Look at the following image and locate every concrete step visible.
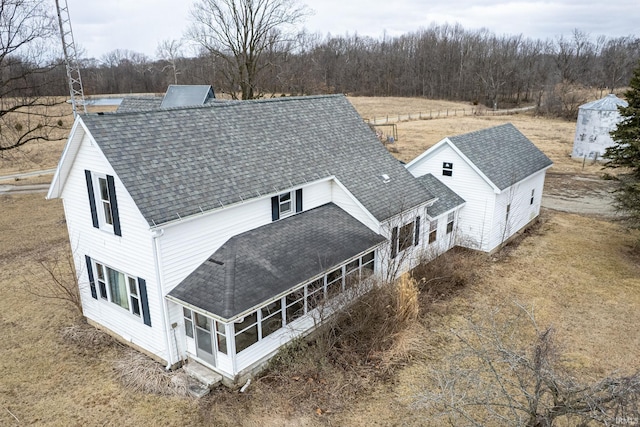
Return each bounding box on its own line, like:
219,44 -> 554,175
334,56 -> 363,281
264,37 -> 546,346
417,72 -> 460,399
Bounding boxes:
183,360 -> 223,397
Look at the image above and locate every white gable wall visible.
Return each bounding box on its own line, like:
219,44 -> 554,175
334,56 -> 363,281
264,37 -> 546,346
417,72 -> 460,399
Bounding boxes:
59,131 -> 168,361
407,143 -> 497,251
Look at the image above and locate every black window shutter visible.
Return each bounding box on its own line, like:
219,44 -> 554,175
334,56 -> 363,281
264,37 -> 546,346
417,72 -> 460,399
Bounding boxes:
84,170 -> 99,229
271,196 -> 279,221
85,255 -> 97,299
295,188 -> 303,213
391,226 -> 398,259
138,278 -> 152,327
414,216 -> 421,246
106,175 -> 121,236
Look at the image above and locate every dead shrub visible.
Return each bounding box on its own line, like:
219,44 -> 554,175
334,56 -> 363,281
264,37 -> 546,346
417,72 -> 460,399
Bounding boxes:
114,348 -> 191,397
411,248 -> 483,311
60,319 -> 117,356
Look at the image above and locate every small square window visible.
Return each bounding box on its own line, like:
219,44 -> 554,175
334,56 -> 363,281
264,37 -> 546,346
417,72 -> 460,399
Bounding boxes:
442,162 -> 453,177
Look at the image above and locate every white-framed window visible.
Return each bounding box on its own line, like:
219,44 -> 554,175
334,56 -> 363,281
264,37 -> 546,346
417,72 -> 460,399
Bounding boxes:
278,191 -> 293,217
446,212 -> 455,234
442,162 -> 453,176
530,189 -> 535,205
85,170 -> 121,236
429,219 -> 438,244
506,203 -> 511,221
97,176 -> 114,227
93,261 -> 141,318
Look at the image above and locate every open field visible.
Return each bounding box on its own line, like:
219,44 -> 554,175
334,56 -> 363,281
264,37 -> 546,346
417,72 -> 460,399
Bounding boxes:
1,95 -> 637,425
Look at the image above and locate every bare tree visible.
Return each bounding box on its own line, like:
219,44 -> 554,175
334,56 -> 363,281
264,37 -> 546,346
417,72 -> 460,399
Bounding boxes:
414,305 -> 640,426
187,0 -> 309,99
0,0 -> 66,152
156,39 -> 184,85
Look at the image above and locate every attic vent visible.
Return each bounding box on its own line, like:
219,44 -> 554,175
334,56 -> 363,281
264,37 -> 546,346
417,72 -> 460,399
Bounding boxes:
381,174 -> 391,183
207,258 -> 224,266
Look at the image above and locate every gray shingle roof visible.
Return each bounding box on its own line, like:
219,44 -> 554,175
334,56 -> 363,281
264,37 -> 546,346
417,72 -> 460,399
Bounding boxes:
417,174 -> 465,217
83,95 -> 434,225
116,96 -> 163,112
448,123 -> 553,190
168,203 -> 386,319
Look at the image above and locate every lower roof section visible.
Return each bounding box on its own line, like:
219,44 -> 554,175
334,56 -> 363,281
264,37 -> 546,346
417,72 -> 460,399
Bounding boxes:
168,203 -> 386,320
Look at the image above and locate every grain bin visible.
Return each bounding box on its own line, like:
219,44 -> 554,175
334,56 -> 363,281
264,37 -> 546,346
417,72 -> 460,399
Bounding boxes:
571,94 -> 628,161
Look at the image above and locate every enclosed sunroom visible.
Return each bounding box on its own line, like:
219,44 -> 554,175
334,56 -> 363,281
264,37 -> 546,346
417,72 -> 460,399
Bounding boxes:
167,203 -> 385,383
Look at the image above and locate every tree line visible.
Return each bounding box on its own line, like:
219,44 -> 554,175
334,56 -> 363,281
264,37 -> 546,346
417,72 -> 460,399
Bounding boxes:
14,25 -> 637,115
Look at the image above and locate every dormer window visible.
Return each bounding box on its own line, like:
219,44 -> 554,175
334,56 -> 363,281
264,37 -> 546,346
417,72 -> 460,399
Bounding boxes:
442,162 -> 453,176
271,188 -> 303,221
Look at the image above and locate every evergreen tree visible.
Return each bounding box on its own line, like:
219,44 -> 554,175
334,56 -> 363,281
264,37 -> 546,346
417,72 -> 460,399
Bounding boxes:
603,61 -> 640,228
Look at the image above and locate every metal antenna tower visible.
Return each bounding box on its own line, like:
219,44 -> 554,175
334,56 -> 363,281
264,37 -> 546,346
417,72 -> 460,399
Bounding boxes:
55,0 -> 87,117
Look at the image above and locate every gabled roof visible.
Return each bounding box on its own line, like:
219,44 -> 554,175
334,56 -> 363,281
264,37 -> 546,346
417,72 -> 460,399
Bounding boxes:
79,95 -> 434,226
580,93 -> 627,111
167,203 -> 386,320
417,174 -> 465,217
446,123 -> 552,190
408,123 -> 552,191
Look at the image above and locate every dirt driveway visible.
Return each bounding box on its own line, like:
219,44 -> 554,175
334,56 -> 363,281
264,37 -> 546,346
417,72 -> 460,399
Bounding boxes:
542,172 -> 618,218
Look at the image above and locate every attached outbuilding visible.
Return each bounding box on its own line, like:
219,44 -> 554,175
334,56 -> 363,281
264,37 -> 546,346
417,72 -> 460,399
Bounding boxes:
571,94 -> 627,161
406,123 -> 553,253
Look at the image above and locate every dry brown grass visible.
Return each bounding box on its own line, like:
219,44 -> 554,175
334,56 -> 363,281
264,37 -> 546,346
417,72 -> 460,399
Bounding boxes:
347,96 -> 473,121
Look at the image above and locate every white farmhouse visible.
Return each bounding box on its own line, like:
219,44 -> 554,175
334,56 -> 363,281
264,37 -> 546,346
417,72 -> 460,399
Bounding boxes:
406,123 -> 553,253
47,89 -> 549,388
571,93 -> 628,161
47,93 -> 469,386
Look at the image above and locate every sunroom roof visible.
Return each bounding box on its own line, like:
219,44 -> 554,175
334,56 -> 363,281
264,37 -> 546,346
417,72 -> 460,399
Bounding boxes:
167,203 -> 386,320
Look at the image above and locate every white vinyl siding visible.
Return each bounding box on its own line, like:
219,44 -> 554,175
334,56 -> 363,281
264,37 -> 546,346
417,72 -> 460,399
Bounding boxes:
407,143 -> 496,252
60,131 -> 166,360
159,179 -> 334,294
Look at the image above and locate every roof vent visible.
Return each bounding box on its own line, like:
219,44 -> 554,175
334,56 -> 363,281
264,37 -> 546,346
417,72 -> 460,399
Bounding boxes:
381,174 -> 391,183
207,257 -> 224,266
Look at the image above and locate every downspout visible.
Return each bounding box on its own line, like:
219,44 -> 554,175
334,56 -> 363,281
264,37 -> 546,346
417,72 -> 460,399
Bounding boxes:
151,228 -> 174,370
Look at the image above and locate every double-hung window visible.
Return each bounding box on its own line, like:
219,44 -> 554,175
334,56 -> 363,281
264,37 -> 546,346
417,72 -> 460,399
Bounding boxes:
391,217 -> 421,258
429,219 -> 438,244
85,170 -> 121,236
442,162 -> 453,177
85,255 -> 151,326
446,212 -> 455,234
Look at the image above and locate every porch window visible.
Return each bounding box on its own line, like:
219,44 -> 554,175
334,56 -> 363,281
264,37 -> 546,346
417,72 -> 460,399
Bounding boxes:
183,307 -> 194,338
215,321 -> 227,354
285,288 -> 305,323
306,278 -> 324,312
234,312 -> 258,353
261,301 -> 283,339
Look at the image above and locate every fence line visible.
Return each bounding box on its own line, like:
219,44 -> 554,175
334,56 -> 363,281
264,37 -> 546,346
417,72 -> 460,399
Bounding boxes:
366,105 -> 535,125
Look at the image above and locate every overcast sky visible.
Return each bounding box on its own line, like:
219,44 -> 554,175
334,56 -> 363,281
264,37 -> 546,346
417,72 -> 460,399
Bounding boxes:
65,0 -> 639,59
